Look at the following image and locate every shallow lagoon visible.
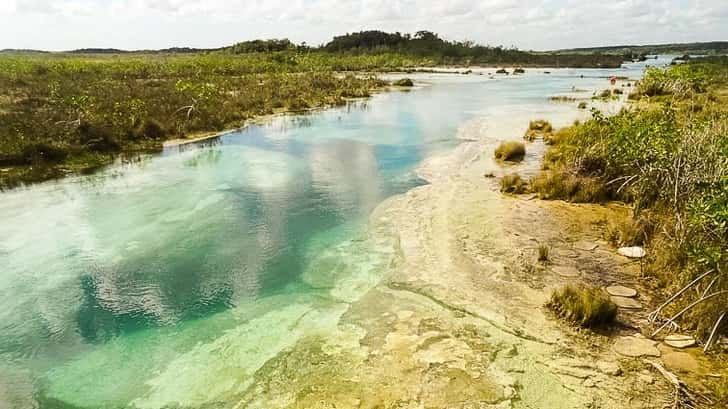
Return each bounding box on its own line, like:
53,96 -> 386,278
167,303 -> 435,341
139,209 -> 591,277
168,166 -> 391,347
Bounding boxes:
0,59 -> 670,408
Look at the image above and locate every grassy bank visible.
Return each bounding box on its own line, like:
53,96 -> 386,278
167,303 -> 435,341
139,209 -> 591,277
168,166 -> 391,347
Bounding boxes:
531,57 -> 728,348
0,53 -> 401,189
0,30 -> 629,189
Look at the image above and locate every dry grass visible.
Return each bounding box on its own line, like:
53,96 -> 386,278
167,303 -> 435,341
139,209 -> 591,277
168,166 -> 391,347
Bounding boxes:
500,173 -> 528,194
531,170 -> 609,203
529,119 -> 553,133
494,141 -> 526,162
547,284 -> 617,328
605,216 -> 646,247
538,244 -> 550,262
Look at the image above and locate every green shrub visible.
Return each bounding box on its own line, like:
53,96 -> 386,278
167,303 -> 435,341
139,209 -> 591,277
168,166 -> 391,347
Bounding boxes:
598,89 -> 612,98
500,173 -> 528,194
547,284 -> 617,328
613,88 -> 623,95
135,119 -> 167,140
393,78 -> 414,87
494,141 -> 526,162
578,102 -> 588,109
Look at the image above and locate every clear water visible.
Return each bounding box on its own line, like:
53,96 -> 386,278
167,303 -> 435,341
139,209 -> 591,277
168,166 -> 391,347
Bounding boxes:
0,58 -> 669,408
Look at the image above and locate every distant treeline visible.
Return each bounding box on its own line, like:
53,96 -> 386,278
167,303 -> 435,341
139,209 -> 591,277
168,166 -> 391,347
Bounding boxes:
2,30 -> 625,68
228,31 -> 624,68
557,41 -> 728,56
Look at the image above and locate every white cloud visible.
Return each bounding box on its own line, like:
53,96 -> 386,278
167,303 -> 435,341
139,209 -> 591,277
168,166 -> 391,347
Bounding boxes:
0,0 -> 726,50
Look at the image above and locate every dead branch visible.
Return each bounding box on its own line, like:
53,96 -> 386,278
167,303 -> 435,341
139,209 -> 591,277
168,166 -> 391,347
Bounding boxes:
648,270 -> 715,324
651,290 -> 728,337
704,311 -> 726,353
644,360 -> 703,409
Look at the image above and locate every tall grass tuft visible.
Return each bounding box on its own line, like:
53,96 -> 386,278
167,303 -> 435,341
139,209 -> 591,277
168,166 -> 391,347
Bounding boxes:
494,141 -> 526,162
547,284 -> 617,328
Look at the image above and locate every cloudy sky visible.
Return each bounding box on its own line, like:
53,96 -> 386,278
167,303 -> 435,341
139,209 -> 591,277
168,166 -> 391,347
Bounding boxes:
1,0 -> 726,51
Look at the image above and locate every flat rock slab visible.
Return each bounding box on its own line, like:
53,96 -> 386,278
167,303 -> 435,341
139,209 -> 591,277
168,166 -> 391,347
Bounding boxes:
662,352 -> 699,373
606,285 -> 638,298
574,241 -> 599,251
552,266 -> 580,278
664,334 -> 696,349
618,246 -> 646,258
613,336 -> 661,357
611,296 -> 642,309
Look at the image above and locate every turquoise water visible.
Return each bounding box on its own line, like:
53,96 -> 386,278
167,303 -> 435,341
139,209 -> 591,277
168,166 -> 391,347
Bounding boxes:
0,59 -> 668,408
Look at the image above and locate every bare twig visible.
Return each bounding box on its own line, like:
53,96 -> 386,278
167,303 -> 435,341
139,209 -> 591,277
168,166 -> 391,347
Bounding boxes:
652,290 -> 728,337
704,311 -> 726,353
648,270 -> 715,323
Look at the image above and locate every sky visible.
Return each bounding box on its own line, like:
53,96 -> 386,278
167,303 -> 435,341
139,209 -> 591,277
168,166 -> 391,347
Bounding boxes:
0,0 -> 727,51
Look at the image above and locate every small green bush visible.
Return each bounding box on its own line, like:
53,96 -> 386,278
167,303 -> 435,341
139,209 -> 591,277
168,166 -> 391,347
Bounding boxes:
547,284 -> 617,328
500,173 -> 528,194
613,88 -> 623,95
598,89 -> 612,98
577,101 -> 588,109
494,141 -> 526,162
135,119 -> 167,140
393,78 -> 414,87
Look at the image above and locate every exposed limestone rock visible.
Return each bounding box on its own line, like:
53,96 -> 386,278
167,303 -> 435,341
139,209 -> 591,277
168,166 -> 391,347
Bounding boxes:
606,285 -> 637,298
552,265 -> 580,278
574,241 -> 599,251
662,352 -> 699,374
597,361 -> 622,376
664,334 -> 696,349
613,336 -> 660,357
617,246 -> 646,258
610,296 -> 642,310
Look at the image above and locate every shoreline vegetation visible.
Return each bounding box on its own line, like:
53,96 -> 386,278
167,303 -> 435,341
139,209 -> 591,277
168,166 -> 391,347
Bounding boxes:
0,30 -> 630,190
498,56 -> 728,405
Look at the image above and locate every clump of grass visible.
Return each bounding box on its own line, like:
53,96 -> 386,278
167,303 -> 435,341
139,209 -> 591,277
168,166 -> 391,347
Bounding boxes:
523,129 -> 539,142
577,101 -> 588,109
605,216 -> 648,247
547,284 -> 617,328
500,173 -> 528,194
549,96 -> 577,102
531,170 -> 609,203
393,78 -> 414,87
598,89 -> 612,98
538,244 -> 550,262
494,141 -> 526,162
613,88 -> 623,95
529,119 -> 553,133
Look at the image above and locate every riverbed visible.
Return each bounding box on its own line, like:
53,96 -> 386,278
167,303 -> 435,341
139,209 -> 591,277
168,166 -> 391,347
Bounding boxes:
0,58 -> 672,408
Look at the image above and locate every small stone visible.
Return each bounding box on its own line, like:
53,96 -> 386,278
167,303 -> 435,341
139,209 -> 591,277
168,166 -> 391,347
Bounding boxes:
553,265 -> 580,277
662,352 -> 699,374
618,246 -> 646,258
611,296 -> 643,310
664,334 -> 696,349
606,285 -> 638,298
613,336 -> 661,357
583,378 -> 596,388
638,374 -> 655,385
597,361 -> 622,376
